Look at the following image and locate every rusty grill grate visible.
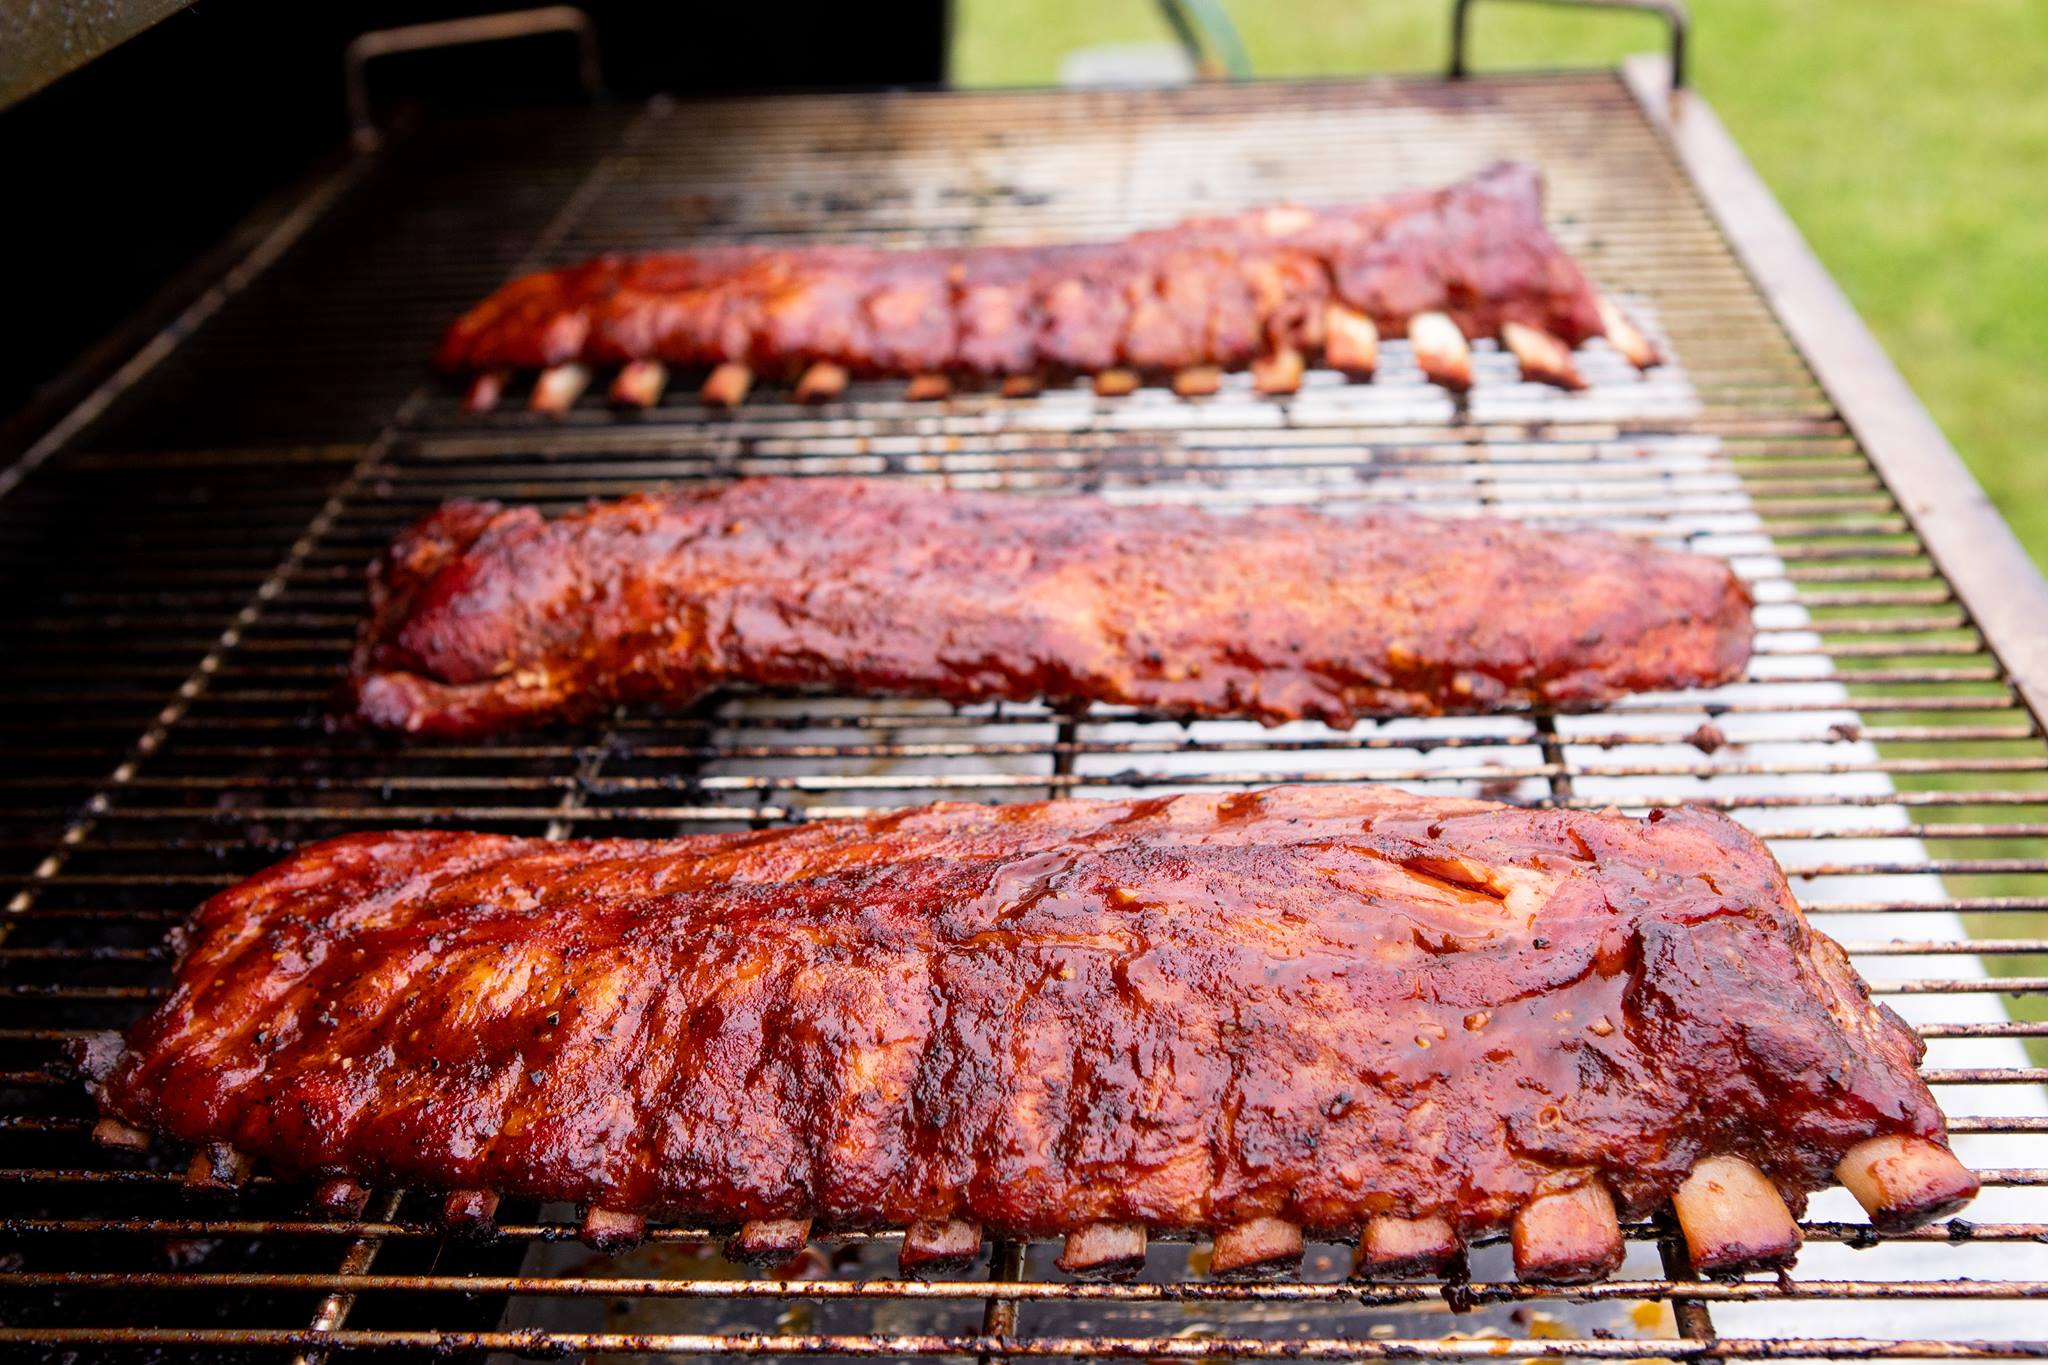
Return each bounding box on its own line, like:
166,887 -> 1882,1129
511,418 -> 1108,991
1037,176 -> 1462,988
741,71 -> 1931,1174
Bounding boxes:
1,70 -> 2044,1360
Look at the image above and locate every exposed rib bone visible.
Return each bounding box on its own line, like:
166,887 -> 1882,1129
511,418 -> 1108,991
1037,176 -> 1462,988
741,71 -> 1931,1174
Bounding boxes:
1597,294 -> 1659,368
1511,1181 -> 1624,1284
1209,1216 -> 1304,1280
999,373 -> 1044,398
796,361 -> 850,404
582,1206 -> 648,1253
529,363 -> 591,414
1094,368 -> 1140,397
898,1218 -> 983,1277
1172,365 -> 1223,397
904,373 -> 953,402
700,362 -> 754,408
1835,1135 -> 1980,1232
91,1117 -> 151,1152
1352,1214 -> 1464,1280
1501,321 -> 1586,390
1323,303 -> 1379,376
1056,1221 -> 1147,1279
1256,205 -> 1318,236
1251,345 -> 1305,395
442,1188 -> 500,1238
1671,1156 -> 1802,1276
609,359 -> 669,408
182,1142 -> 252,1194
309,1177 -> 372,1219
1409,312 -> 1473,392
463,371 -> 507,413
726,1217 -> 811,1265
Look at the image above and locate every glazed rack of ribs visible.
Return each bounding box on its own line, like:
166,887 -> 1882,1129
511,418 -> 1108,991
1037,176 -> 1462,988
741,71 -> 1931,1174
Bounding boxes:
79,785 -> 1980,1288
437,161 -> 1663,413
348,477 -> 1754,737
2,58 -> 2047,1365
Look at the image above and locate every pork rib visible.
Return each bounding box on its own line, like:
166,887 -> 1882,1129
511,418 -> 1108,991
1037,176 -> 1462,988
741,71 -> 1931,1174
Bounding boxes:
436,162 -> 1659,409
347,477 -> 1753,737
78,785 -> 1973,1283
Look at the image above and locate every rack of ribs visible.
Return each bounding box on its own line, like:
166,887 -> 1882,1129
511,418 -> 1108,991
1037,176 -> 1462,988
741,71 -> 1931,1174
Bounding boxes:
347,477 -> 1753,737
436,161 -> 1661,412
78,784 -> 1975,1284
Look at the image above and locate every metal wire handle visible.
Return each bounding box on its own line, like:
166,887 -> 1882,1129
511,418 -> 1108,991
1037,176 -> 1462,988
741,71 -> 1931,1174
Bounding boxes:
1450,0 -> 1689,89
344,5 -> 604,150
1156,0 -> 1254,79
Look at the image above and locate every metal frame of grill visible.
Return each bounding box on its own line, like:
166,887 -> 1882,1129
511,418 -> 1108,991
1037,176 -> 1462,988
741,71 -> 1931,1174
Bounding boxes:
1,48 -> 2044,1362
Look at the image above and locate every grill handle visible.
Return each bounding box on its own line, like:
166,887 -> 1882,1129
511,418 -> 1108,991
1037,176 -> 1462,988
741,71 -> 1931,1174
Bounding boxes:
1156,0 -> 1253,79
1450,0 -> 1689,90
344,5 -> 604,150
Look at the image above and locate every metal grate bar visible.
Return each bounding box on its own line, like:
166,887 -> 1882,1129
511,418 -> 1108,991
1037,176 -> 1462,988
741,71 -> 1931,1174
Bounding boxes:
0,1327 -> 2044,1358
0,1272 -> 2042,1304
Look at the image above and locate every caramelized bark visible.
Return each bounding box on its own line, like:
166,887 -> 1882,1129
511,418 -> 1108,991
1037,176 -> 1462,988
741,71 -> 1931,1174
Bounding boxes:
347,477 -> 1752,737
80,785 -> 1960,1262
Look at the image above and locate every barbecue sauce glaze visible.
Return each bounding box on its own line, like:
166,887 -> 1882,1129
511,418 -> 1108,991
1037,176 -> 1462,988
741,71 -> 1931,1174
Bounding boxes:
86,785 -> 1943,1238
350,477 -> 1752,736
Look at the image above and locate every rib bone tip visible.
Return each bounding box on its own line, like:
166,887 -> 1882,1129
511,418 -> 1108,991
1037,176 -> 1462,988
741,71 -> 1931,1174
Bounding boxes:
999,373 -> 1044,399
1409,312 -> 1473,393
904,373 -> 953,402
91,1117 -> 152,1153
1056,1221 -> 1148,1280
1501,321 -> 1586,391
1596,295 -> 1660,369
442,1188 -> 501,1238
609,359 -> 669,409
182,1142 -> 252,1194
1171,365 -> 1223,398
1352,1214 -> 1464,1281
795,361 -> 850,404
726,1217 -> 812,1266
1672,1155 -> 1802,1277
309,1176 -> 372,1219
1322,302 -> 1380,377
1251,346 -> 1305,396
1835,1135 -> 1979,1233
898,1217 -> 984,1277
582,1206 -> 648,1254
1093,368 -> 1141,398
529,363 -> 592,414
1511,1181 -> 1624,1285
700,361 -> 754,408
463,371 -> 507,413
1209,1215 -> 1304,1281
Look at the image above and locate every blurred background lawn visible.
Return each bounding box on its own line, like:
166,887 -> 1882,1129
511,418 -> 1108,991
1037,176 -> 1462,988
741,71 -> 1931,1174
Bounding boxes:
954,1 -> 2048,1058
953,0 -> 2048,567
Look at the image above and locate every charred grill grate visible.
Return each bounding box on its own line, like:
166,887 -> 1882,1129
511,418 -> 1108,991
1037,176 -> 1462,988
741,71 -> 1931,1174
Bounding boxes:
1,70 -> 2044,1360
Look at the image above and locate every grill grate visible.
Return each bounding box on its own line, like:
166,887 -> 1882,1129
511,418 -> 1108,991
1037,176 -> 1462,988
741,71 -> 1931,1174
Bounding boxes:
1,71 -> 2043,1360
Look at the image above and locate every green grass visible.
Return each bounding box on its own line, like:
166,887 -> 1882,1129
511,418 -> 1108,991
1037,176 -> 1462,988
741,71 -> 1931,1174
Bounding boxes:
952,0 -> 2048,566
953,4 -> 2048,1061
